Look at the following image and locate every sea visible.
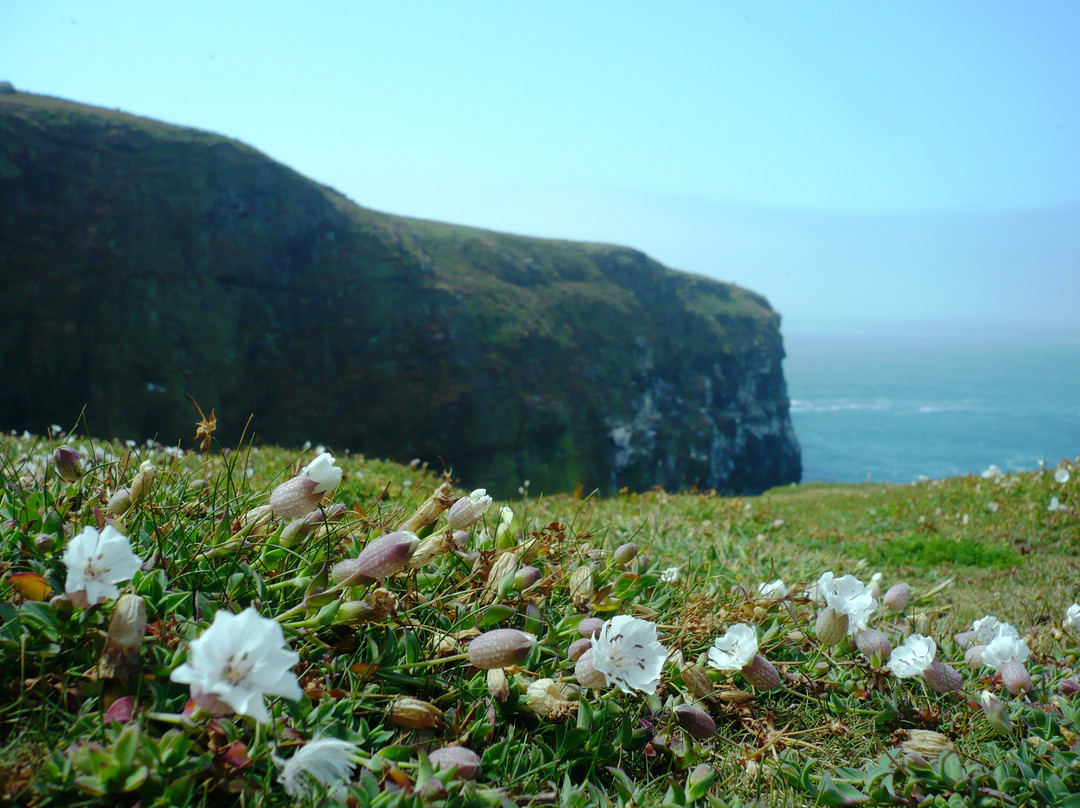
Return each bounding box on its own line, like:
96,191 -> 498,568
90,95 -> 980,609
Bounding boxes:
782,323 -> 1080,484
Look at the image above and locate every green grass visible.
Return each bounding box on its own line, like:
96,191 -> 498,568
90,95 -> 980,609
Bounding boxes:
0,429 -> 1077,807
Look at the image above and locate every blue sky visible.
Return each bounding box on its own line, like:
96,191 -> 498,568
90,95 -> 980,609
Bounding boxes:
4,1 -> 1079,329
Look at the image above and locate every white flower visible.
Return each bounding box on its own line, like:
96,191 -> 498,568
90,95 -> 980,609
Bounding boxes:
707,624 -> 758,671
1049,496 -> 1068,513
170,607 -> 302,723
981,634 -> 1030,671
302,452 -> 342,494
62,525 -> 143,608
981,464 -> 1004,480
589,615 -> 667,694
887,634 -> 937,679
446,488 -> 493,531
277,737 -> 359,798
757,579 -> 788,599
1065,604 -> 1080,633
819,573 -> 877,633
1055,468 -> 1071,485
971,616 -> 1018,646
659,567 -> 680,584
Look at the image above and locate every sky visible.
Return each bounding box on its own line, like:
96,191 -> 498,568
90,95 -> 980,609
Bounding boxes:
3,1 -> 1080,330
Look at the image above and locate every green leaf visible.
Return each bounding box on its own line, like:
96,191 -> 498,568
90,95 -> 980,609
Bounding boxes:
112,722 -> 140,770
815,773 -> 869,806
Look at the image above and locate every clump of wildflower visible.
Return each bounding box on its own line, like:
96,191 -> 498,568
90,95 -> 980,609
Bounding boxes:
589,615 -> 667,694
62,525 -> 144,609
269,453 -> 342,518
169,607 -> 302,723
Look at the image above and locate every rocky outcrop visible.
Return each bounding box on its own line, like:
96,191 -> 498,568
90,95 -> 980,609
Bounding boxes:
0,92 -> 801,496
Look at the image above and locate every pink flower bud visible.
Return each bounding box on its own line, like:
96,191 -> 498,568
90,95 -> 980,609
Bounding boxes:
923,661 -> 963,695
815,607 -> 849,646
428,746 -> 482,780
514,565 -> 542,591
578,617 -> 605,638
964,644 -> 987,669
269,476 -> 321,519
741,655 -> 782,690
352,531 -> 420,580
567,637 -> 592,662
1001,659 -> 1032,696
104,695 -> 137,724
446,490 -> 493,531
855,629 -> 892,661
467,629 -> 536,669
574,647 -> 608,689
54,445 -> 82,482
674,704 -> 716,739
884,582 -> 911,612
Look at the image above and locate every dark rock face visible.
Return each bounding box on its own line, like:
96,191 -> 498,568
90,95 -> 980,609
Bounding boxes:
0,92 -> 801,496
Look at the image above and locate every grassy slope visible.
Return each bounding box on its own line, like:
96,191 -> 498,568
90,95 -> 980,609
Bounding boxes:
2,431 -> 1077,806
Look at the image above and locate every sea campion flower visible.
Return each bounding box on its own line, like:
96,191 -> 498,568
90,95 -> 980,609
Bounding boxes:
1065,604 -> 1080,633
659,567 -> 680,584
821,573 -> 876,632
589,615 -> 667,694
707,624 -> 781,690
757,579 -> 788,599
269,453 -> 342,518
277,737 -> 359,798
170,607 -> 302,723
446,489 -> 493,531
981,634 -> 1032,694
62,525 -> 144,609
887,634 -> 936,679
1055,468 -> 1071,485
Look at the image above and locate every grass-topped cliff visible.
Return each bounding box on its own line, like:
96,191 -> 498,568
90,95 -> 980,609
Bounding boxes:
0,90 -> 800,497
1,431 -> 1077,806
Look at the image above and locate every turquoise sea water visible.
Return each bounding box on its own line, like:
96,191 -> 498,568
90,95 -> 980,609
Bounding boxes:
782,324 -> 1080,484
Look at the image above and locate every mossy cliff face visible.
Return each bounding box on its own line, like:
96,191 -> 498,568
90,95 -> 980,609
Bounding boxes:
0,92 -> 801,496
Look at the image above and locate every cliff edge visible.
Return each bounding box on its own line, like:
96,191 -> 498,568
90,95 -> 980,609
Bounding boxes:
0,91 -> 801,496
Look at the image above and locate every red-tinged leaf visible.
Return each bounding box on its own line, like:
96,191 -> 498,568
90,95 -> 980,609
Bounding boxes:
351,662 -> 378,681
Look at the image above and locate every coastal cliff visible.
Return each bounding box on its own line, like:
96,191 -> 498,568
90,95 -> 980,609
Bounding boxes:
0,91 -> 801,496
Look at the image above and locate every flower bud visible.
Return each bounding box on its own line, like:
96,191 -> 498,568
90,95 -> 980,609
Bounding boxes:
486,668 -> 510,702
389,697 -> 444,730
679,664 -> 716,701
567,637 -> 592,662
574,647 -> 608,689
980,690 -> 1012,736
428,746 -> 482,780
914,612 -> 931,636
104,695 -> 137,724
1060,678 -> 1080,696
923,661 -> 963,695
407,533 -> 453,569
352,531 -> 420,580
106,488 -> 133,518
397,481 -> 457,534
128,461 -> 157,508
674,704 -> 716,739
446,489 -> 493,531
1001,659 -> 1032,696
279,518 -> 312,547
868,572 -> 883,601
964,644 -> 987,669
97,594 -> 147,681
741,655 -> 782,691
54,445 -> 82,482
884,582 -> 911,612
334,600 -> 375,624
578,617 -> 605,638
467,629 -> 536,669
569,566 -> 594,610
613,542 -> 639,566
514,565 -> 542,591
855,629 -> 892,662
815,607 -> 849,646
269,476 -> 321,519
